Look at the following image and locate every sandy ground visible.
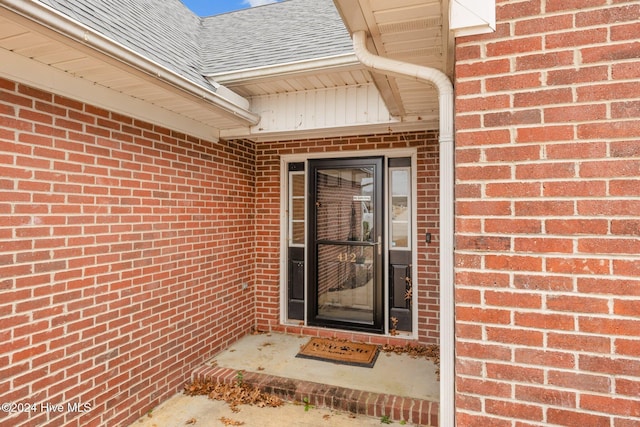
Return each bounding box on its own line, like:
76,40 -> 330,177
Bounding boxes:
130,393 -> 411,427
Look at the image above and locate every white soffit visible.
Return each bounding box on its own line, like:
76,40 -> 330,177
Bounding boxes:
450,0 -> 496,37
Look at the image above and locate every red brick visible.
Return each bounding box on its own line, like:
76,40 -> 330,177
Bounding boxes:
548,370 -> 611,393
546,257 -> 611,275
613,259 -> 640,277
486,255 -> 543,272
514,200 -> 574,216
581,394 -> 640,417
486,363 -> 544,384
515,312 -> 575,330
485,290 -> 542,309
546,142 -> 607,159
611,219 -> 640,236
576,4 -> 640,26
456,95 -> 511,114
547,295 -> 609,314
485,398 -> 543,421
544,104 -> 607,123
578,199 -> 640,217
579,317 -> 640,337
548,332 -> 611,353
457,200 -> 512,216
456,271 -> 510,288
485,74 -> 542,92
547,66 -> 609,86
549,28 -> 609,49
485,219 -> 542,234
456,129 -> 512,146
516,125 -> 574,143
516,51 -> 574,71
457,307 -> 511,324
617,378 -> 640,398
546,219 -> 608,235
515,15 -> 574,35
457,235 -> 511,251
497,0 -> 541,20
486,326 -> 543,346
578,83 -> 640,103
485,144 -> 540,162
546,0 -> 606,12
457,412 -> 511,427
456,165 -> 512,181
456,59 -> 511,78
514,349 -> 575,369
547,408 -> 610,427
578,278 -> 640,297
456,377 -> 512,397
579,237 -> 640,255
612,61 -> 640,79
514,237 -> 573,253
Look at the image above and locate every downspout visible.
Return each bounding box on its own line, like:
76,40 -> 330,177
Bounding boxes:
352,31 -> 456,426
1,0 -> 260,126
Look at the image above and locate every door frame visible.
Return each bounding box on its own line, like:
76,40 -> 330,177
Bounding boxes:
307,156 -> 385,333
279,148 -> 419,338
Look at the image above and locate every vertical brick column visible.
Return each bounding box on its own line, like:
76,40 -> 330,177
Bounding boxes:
454,0 -> 640,425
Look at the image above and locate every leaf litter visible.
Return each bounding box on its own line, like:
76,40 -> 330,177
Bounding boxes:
183,378 -> 283,414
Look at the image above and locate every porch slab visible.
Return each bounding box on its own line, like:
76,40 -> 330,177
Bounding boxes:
192,332 -> 439,426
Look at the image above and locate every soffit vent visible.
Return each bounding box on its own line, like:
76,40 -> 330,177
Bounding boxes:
378,17 -> 441,34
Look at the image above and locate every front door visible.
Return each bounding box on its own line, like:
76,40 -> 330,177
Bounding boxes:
307,157 -> 384,333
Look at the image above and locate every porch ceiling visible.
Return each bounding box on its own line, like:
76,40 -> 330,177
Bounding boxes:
217,0 -> 452,125
334,0 -> 452,119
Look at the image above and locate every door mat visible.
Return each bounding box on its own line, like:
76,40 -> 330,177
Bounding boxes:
296,338 -> 380,368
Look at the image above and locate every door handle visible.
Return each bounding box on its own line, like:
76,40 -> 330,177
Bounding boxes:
377,235 -> 381,255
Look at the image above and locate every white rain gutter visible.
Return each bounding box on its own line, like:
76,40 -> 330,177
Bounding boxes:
352,30 -> 456,427
1,0 -> 260,126
209,53 -> 360,85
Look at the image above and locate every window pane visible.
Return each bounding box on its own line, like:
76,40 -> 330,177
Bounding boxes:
292,222 -> 305,245
292,199 -> 305,221
391,222 -> 409,248
292,174 -> 305,197
391,170 -> 409,196
389,166 -> 410,249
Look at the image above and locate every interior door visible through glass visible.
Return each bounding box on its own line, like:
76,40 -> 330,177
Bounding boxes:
308,157 -> 383,333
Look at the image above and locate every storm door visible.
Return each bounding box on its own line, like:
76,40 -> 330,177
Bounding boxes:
307,157 -> 384,333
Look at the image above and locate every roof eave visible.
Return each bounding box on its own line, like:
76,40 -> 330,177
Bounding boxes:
1,0 -> 260,127
207,53 -> 360,85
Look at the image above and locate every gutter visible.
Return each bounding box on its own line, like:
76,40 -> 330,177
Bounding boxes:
208,53 -> 360,85
1,0 -> 260,126
352,30 -> 456,427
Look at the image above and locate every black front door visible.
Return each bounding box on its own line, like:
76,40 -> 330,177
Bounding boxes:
307,157 -> 384,333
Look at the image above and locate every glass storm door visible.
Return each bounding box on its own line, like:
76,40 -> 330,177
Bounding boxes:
307,157 -> 384,333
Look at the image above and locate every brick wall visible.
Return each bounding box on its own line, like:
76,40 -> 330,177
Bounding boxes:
254,131 -> 441,345
454,0 -> 640,425
0,78 -> 257,426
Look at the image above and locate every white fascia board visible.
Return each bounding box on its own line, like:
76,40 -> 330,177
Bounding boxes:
207,54 -> 360,85
1,48 -> 220,142
450,0 -> 496,37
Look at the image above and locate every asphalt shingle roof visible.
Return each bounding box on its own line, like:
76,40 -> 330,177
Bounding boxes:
40,0 -> 209,87
38,0 -> 352,87
200,0 -> 353,75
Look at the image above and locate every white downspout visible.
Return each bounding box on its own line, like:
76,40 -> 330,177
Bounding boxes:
352,31 -> 456,427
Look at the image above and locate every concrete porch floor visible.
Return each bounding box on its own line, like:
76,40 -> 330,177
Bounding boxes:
131,332 -> 440,426
193,332 -> 439,425
209,332 -> 439,401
